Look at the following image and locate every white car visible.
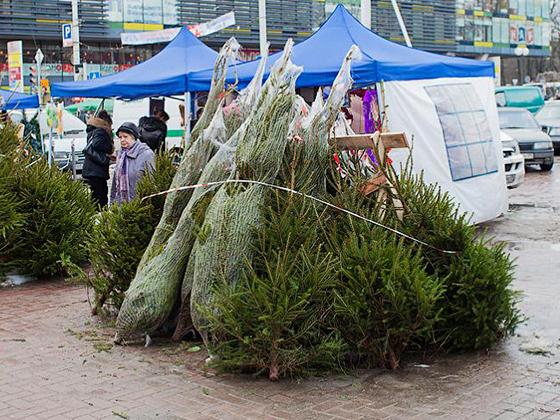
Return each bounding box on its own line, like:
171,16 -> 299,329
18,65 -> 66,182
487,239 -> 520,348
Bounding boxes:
501,131 -> 524,188
38,109 -> 88,173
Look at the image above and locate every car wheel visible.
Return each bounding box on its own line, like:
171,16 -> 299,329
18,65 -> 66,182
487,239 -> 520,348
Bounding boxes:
541,162 -> 554,171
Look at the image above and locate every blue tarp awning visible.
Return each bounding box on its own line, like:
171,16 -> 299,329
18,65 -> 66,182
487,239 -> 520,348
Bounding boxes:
190,5 -> 494,92
51,27 -> 219,100
0,89 -> 40,110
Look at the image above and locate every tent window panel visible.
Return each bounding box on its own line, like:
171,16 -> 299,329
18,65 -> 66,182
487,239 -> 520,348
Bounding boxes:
447,147 -> 473,181
439,114 -> 466,147
425,83 -> 499,182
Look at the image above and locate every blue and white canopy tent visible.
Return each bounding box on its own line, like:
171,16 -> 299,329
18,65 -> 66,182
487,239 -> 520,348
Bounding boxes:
189,4 -> 494,91
191,5 -> 505,223
0,89 -> 39,110
50,26 -> 222,138
51,27 -> 219,99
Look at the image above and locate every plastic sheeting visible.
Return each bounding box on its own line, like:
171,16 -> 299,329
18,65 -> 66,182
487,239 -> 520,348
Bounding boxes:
51,27 -> 219,99
189,5 -> 494,92
382,76 -> 508,224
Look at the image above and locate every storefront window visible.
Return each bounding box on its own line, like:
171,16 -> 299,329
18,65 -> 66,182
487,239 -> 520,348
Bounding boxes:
535,24 -> 543,46
497,0 -> 508,13
542,0 -> 550,18
534,0 -> 542,17
518,0 -> 526,16
543,22 -> 551,46
510,0 -> 519,14
457,16 -> 466,42
465,16 -> 475,41
502,19 -> 509,44
492,18 -> 502,44
475,16 -> 484,41
484,17 -> 492,42
526,0 -> 534,17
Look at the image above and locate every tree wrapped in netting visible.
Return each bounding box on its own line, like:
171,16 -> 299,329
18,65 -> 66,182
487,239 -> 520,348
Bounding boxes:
138,37 -> 240,270
114,38 -> 265,343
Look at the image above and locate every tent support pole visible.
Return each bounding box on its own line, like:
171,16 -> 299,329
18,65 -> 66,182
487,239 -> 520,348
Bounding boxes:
390,0 -> 412,48
183,91 -> 191,148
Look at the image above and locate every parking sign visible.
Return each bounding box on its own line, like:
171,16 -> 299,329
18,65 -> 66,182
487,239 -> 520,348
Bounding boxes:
62,24 -> 72,48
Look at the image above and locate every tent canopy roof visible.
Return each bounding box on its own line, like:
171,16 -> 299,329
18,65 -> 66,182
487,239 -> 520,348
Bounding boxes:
1,89 -> 40,110
190,5 -> 494,91
51,27 -> 218,100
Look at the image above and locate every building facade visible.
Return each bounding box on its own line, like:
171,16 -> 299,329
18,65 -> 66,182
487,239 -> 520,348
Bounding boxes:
0,0 -> 553,90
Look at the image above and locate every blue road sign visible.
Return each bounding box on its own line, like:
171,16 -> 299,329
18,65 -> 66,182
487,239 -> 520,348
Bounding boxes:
62,24 -> 72,47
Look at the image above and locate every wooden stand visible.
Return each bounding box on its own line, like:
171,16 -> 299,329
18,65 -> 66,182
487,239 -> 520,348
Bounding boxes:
331,131 -> 409,195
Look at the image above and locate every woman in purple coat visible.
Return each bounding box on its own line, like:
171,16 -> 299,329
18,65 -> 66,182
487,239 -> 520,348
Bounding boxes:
110,122 -> 155,205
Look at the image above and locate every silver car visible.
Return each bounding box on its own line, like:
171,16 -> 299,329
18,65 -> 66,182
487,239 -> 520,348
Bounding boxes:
498,108 -> 554,172
535,100 -> 560,155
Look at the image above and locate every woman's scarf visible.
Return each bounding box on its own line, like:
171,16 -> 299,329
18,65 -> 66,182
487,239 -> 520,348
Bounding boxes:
115,147 -> 131,203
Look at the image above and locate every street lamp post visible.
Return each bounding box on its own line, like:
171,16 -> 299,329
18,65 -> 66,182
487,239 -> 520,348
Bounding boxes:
515,46 -> 530,85
258,0 -> 267,58
361,0 -> 371,29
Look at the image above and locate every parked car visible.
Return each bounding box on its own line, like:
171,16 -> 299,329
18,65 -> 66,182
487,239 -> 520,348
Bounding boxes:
498,107 -> 554,171
535,100 -> 560,154
495,86 -> 545,114
501,131 -> 524,188
38,109 -> 88,173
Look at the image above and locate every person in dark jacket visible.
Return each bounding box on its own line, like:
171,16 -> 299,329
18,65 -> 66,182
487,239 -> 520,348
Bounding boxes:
138,108 -> 169,153
83,110 -> 113,209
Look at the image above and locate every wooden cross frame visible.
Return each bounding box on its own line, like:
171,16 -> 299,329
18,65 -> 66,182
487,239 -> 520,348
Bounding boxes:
330,131 -> 409,195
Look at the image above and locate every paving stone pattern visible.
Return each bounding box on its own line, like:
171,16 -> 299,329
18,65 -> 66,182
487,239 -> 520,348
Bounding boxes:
2,164 -> 560,420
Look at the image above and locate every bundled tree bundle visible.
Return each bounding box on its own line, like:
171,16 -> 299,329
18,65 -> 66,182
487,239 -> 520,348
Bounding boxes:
115,39 -> 273,343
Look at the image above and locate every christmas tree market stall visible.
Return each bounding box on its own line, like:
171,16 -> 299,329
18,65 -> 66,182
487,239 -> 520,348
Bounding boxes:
81,35 -> 521,381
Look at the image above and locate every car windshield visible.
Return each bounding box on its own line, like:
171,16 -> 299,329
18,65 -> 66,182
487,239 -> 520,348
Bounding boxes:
499,110 -> 540,129
505,88 -> 541,104
537,103 -> 560,119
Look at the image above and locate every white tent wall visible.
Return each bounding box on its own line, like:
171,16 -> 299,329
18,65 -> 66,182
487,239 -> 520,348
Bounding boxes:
381,76 -> 508,224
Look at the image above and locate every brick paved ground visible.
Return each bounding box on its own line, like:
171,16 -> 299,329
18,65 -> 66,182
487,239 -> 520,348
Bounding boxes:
2,164 -> 560,420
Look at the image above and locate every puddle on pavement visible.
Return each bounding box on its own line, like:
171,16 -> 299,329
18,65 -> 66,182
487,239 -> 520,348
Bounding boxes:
509,203 -> 559,213
1,271 -> 37,287
508,241 -> 560,251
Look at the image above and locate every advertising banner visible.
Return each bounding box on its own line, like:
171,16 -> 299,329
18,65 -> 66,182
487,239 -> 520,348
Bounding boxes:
121,12 -> 236,45
101,64 -> 120,76
187,11 -> 236,38
7,41 -> 24,92
121,27 -> 181,45
42,63 -> 63,77
510,23 -> 518,43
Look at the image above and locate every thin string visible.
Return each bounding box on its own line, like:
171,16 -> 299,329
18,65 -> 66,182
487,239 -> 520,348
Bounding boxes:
142,179 -> 459,255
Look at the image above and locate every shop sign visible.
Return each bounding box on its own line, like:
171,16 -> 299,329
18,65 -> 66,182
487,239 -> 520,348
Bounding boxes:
7,41 -> 24,92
